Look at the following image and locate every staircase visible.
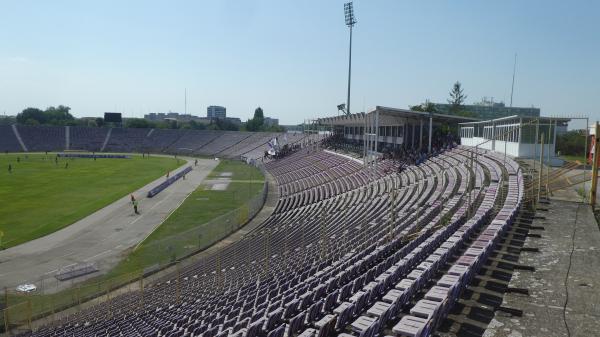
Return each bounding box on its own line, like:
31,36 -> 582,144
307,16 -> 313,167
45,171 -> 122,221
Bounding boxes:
100,128 -> 112,152
12,124 -> 28,152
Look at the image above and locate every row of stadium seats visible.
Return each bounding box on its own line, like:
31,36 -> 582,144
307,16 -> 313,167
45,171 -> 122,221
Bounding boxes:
21,145 -> 523,337
0,125 -> 303,160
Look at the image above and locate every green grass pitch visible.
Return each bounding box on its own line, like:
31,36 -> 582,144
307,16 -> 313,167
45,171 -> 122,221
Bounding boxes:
0,153 -> 180,249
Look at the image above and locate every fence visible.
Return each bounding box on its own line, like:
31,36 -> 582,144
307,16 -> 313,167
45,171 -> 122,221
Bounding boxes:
1,167 -> 268,335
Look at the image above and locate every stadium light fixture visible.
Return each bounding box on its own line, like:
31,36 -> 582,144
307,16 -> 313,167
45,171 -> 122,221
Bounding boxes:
343,2 -> 357,117
344,2 -> 357,27
337,103 -> 347,115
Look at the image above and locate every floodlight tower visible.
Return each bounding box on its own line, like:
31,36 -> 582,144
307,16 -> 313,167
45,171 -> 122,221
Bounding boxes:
344,2 -> 357,116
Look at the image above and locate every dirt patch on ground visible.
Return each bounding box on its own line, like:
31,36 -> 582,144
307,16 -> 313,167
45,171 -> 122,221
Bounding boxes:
203,172 -> 232,191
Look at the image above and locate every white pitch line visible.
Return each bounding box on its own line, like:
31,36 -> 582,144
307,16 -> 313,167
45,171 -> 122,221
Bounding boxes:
84,249 -> 112,262
59,251 -> 76,258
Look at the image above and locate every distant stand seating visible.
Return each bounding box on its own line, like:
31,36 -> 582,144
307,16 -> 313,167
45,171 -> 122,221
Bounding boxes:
16,125 -> 65,152
0,125 -> 21,152
3,124 -> 301,160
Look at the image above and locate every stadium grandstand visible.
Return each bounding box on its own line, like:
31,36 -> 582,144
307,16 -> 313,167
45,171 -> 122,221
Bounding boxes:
0,112 -> 536,337
0,125 -> 306,160
1,103 -> 599,337
2,1 -> 598,336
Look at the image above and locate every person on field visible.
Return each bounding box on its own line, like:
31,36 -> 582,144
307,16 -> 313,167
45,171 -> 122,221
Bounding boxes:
133,199 -> 140,214
130,194 -> 136,204
194,159 -> 198,166
65,162 -> 69,169
166,171 -> 170,179
8,164 -> 12,173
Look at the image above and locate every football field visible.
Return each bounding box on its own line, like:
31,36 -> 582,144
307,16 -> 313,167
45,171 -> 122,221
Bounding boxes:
0,153 -> 180,248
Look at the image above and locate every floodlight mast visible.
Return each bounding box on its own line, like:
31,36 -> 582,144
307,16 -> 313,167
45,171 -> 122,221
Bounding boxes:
344,2 -> 356,117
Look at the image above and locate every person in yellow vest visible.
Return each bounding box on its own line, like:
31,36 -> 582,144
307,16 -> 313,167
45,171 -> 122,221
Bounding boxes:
133,199 -> 140,215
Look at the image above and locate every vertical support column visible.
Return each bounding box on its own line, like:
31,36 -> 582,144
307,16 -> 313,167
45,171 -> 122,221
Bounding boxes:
388,176 -> 396,243
412,123 -> 416,149
176,261 -> 182,303
428,115 -> 433,154
534,119 -> 539,177
320,203 -> 328,260
419,119 -> 423,150
4,287 -> 9,337
537,133 -> 545,204
138,270 -> 144,312
27,299 -> 32,331
518,118 -> 523,154
583,117 -> 589,202
468,151 -> 473,218
590,122 -> 599,206
547,118 -> 552,195
366,113 -> 369,164
363,114 -> 367,165
491,121 -> 496,151
375,110 -> 379,169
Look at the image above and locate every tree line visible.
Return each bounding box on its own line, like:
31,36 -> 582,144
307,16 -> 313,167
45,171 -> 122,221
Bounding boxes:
12,105 -> 284,132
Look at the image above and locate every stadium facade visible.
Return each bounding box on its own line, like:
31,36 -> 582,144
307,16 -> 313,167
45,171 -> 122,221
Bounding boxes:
459,115 -> 570,161
319,106 -> 477,153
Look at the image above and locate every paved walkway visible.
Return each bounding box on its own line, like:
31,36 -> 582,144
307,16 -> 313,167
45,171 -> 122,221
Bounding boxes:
484,200 -> 600,337
0,158 -> 218,291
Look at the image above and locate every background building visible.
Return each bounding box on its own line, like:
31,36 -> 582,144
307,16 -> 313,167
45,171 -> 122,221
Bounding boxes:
264,117 -> 279,127
144,112 -> 207,123
207,106 -> 226,119
434,98 -> 540,120
459,115 -> 570,163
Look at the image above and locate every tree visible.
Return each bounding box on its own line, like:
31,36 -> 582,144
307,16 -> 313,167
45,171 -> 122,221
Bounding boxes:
17,106 -> 74,125
125,118 -> 154,128
454,110 -> 477,118
410,100 -> 437,113
246,107 -> 266,132
448,81 -> 467,113
45,105 -> 74,125
253,107 -> 264,126
95,117 -> 105,127
556,130 -> 587,157
213,118 -> 239,131
24,118 -> 40,125
186,120 -> 207,130
17,107 -> 46,124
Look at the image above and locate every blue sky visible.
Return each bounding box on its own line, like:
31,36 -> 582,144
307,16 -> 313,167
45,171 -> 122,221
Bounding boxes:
0,0 -> 598,125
